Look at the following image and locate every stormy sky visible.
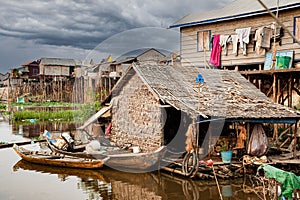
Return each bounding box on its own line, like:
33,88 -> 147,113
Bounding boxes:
0,0 -> 232,73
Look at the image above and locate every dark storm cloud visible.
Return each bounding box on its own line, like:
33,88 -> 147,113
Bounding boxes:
0,0 -> 231,49
0,0 -> 232,72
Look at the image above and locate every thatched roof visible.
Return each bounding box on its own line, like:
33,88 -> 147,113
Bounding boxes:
132,62 -> 299,123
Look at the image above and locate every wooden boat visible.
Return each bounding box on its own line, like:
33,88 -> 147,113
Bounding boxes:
47,140 -> 166,171
13,144 -> 109,169
13,160 -> 107,181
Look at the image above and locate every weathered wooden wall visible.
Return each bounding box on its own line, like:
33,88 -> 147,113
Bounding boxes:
110,70 -> 163,152
40,64 -> 70,76
180,8 -> 300,68
12,77 -> 74,102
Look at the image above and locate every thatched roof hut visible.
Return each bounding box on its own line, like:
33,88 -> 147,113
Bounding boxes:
109,62 -> 299,152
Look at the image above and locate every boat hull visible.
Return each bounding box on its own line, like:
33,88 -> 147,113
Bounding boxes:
47,141 -> 166,171
13,144 -> 108,169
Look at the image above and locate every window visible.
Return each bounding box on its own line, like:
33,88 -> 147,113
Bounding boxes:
197,30 -> 211,52
32,68 -> 38,75
295,16 -> 300,42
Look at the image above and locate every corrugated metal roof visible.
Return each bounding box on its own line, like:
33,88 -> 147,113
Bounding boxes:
130,63 -> 300,121
40,58 -> 76,66
170,0 -> 300,28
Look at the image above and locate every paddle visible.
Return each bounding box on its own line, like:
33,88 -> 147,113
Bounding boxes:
0,139 -> 46,149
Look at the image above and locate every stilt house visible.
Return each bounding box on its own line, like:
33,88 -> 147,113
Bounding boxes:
170,0 -> 300,69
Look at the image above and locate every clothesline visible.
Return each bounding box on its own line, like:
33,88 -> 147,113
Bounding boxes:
209,23 -> 284,67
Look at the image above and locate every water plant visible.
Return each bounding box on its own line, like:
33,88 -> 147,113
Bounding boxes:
12,110 -> 77,122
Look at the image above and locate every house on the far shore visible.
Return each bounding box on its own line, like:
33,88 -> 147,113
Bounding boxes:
39,58 -> 77,77
10,57 -> 81,102
98,48 -> 167,101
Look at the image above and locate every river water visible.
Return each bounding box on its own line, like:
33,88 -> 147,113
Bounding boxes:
0,121 -> 258,200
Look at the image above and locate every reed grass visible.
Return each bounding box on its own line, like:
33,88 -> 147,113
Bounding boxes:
12,101 -> 101,122
12,110 -> 77,122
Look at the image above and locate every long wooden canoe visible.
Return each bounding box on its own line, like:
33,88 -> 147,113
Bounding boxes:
13,144 -> 109,169
47,141 -> 166,171
13,160 -> 107,181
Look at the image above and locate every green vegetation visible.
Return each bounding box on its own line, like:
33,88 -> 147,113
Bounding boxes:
12,110 -> 76,122
73,101 -> 102,122
11,101 -> 102,123
11,102 -> 74,107
0,141 -> 8,145
0,103 -> 6,110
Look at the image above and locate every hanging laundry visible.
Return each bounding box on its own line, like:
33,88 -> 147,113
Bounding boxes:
254,27 -> 264,55
254,27 -> 272,55
219,35 -> 231,55
271,25 -> 284,45
231,35 -> 239,55
235,27 -> 251,55
261,27 -> 272,48
209,34 -> 222,67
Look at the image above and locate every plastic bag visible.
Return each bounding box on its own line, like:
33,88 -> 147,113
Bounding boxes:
247,124 -> 268,156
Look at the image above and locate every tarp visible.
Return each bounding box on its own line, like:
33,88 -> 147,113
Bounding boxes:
257,164 -> 300,200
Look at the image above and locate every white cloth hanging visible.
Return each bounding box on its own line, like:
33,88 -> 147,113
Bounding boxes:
235,27 -> 251,55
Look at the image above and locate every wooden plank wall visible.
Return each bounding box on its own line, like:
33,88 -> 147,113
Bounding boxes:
180,9 -> 300,69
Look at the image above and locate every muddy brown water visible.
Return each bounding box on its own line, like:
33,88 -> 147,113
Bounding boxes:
0,121 -> 259,200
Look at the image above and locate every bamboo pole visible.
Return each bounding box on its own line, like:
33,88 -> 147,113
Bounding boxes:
277,78 -> 281,104
273,74 -> 277,102
212,165 -> 223,200
288,75 -> 293,107
273,74 -> 278,140
293,122 -> 298,158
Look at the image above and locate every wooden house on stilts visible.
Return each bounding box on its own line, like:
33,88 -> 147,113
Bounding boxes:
105,61 -> 300,177
169,0 -> 300,116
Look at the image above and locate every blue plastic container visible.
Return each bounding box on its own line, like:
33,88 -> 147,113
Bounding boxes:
221,151 -> 232,164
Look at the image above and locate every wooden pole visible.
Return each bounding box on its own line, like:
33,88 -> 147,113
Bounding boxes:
272,74 -> 278,141
246,122 -> 250,152
288,75 -> 293,108
277,77 -> 281,104
212,165 -> 223,200
293,122 -> 298,158
198,82 -> 201,110
273,74 -> 277,102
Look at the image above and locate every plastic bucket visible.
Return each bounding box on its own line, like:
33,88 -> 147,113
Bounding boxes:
276,56 -> 291,69
222,185 -> 233,197
221,151 -> 232,164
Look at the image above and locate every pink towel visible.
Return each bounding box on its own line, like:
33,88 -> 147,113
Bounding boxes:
209,34 -> 222,67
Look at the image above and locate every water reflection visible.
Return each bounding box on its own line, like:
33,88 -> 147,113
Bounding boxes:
6,121 -> 259,200
12,122 -> 78,138
13,160 -> 112,200
13,160 -> 259,200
